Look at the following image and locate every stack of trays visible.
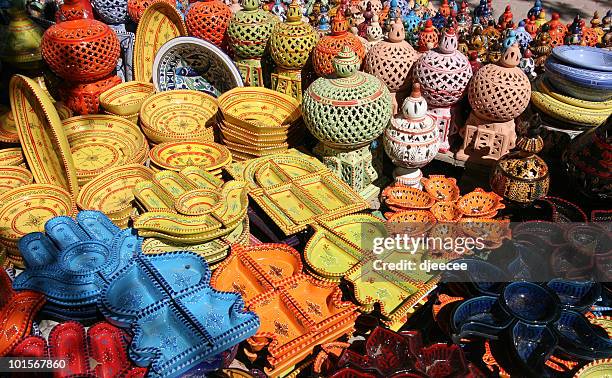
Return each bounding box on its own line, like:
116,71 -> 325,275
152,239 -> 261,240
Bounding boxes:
532,46 -> 612,129
148,141 -> 231,179
217,87 -> 303,161
99,81 -> 155,124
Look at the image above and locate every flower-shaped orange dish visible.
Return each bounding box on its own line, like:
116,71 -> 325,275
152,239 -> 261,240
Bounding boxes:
430,201 -> 463,222
459,218 -> 512,248
211,243 -> 358,376
421,175 -> 460,202
386,210 -> 436,237
456,188 -> 505,218
382,185 -> 436,210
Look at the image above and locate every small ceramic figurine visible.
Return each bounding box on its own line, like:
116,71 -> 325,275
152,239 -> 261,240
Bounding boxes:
531,27 -> 552,70
514,20 -> 533,51
525,15 -> 538,37
527,0 -> 541,19
518,48 -> 536,80
417,18 -> 438,52
384,83 -> 439,188
497,5 -> 512,30
364,15 -> 384,53
439,0 -> 450,17
534,9 -> 547,29
357,1 -> 374,37
468,50 -> 482,73
565,15 -> 583,45
473,0 -> 491,24
431,10 -> 447,30
591,11 -> 605,43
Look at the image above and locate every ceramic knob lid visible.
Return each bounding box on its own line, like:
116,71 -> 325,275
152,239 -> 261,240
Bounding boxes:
438,27 -> 458,53
331,9 -> 349,35
401,83 -> 428,119
500,42 -> 521,67
286,0 -> 300,22
388,18 -> 404,42
333,45 -> 360,77
242,0 -> 258,11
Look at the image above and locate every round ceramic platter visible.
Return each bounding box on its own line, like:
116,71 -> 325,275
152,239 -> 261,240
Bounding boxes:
140,90 -> 217,139
77,164 -> 155,217
218,87 -> 301,133
531,89 -> 610,127
133,2 -> 186,83
539,77 -> 612,110
152,36 -> 243,94
552,46 -> 612,72
0,184 -> 76,243
574,358 -> 612,378
0,108 -> 18,143
545,57 -> 612,89
0,166 -> 33,195
0,148 -> 25,166
99,81 -> 156,115
9,75 -> 79,196
149,141 -> 232,171
62,115 -> 147,152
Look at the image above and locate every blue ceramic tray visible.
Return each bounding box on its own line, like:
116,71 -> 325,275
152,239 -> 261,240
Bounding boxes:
99,251 -> 259,378
12,211 -> 139,320
545,57 -> 612,89
545,72 -> 612,102
552,46 -> 612,72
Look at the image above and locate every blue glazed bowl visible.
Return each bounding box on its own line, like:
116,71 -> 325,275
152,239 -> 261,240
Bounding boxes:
509,322 -> 558,369
546,72 -> 612,102
555,310 -> 612,360
546,57 -> 612,90
500,282 -> 560,325
546,280 -> 601,312
552,45 -> 612,72
451,296 -> 513,340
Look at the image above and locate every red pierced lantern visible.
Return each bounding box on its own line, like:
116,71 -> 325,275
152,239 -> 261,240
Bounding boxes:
58,75 -> 122,114
41,19 -> 120,82
127,0 -> 175,23
186,0 -> 232,47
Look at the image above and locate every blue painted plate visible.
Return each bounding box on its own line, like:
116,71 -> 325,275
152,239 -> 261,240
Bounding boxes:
545,57 -> 612,89
552,46 -> 612,72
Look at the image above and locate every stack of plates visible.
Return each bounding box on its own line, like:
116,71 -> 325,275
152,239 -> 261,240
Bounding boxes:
148,141 -> 231,179
217,87 -> 303,161
532,46 -> 612,129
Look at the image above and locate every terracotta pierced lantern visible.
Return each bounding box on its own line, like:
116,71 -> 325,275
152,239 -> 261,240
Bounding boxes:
186,0 -> 232,47
384,83 -> 439,188
41,19 -> 120,82
312,9 -> 366,77
365,18 -> 418,113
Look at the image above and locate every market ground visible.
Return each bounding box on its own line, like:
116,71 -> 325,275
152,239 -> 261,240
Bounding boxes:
465,0 -> 608,23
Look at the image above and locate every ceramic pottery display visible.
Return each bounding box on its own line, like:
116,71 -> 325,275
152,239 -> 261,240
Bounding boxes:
133,2 -> 187,83
139,90 -> 218,143
127,0 -> 175,22
41,19 -> 120,82
211,243 -> 359,376
490,115 -> 549,205
218,87 -> 303,161
269,0 -> 319,101
413,28 -> 471,152
312,9 -> 366,77
417,18 -> 438,52
91,0 -> 129,24
152,37 -> 243,95
364,18 -> 418,112
563,115 -> 611,201
225,150 -> 368,235
12,211 -> 138,320
12,322 -> 148,377
132,167 -> 248,243
58,75 -> 123,115
9,75 -> 79,195
0,8 -> 43,70
303,46 -> 391,196
186,0 -> 232,47
304,214 -> 438,329
457,43 -> 530,163
77,164 -> 155,228
383,84 -> 439,188
149,141 -> 231,175
227,0 -> 279,86
0,269 -> 45,356
99,81 -> 155,119
100,250 -> 259,378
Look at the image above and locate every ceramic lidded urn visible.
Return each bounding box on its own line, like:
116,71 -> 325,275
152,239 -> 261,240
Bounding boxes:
363,15 -> 384,53
127,0 -> 174,23
186,0 -> 232,47
365,19 -> 418,113
269,0 -> 318,101
417,19 -> 438,52
490,115 -> 549,205
41,19 -> 120,82
302,46 -> 392,195
384,83 -> 439,188
312,9 -> 366,77
0,7 -> 43,70
227,0 -> 279,86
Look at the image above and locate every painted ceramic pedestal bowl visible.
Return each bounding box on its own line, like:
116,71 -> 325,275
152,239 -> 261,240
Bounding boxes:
99,81 -> 156,116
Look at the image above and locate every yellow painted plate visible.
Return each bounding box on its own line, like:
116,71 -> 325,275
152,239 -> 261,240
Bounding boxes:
539,77 -> 612,110
0,166 -> 33,195
0,102 -> 73,144
149,141 -> 231,172
0,184 -> 76,243
77,164 -> 155,218
9,75 -> 79,195
531,87 -> 611,127
133,2 -> 186,83
0,147 -> 25,166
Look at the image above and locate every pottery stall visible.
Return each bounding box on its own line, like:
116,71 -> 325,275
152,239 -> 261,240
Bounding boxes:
0,0 -> 611,377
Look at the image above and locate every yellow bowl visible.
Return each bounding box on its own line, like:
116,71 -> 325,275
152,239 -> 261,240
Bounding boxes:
531,89 -> 611,127
99,81 -> 156,116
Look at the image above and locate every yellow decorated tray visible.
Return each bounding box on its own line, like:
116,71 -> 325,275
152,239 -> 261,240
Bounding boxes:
0,184 -> 76,245
218,87 -> 301,134
139,90 -> 217,143
539,78 -> 612,110
0,102 -> 73,144
9,75 -> 79,195
222,139 -> 289,155
149,141 -> 231,172
99,81 -> 156,115
133,2 -> 186,83
77,164 -> 155,219
0,148 -> 25,166
0,166 -> 33,195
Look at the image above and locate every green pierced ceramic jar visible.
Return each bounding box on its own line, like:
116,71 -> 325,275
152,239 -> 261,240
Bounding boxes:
302,46 -> 392,149
269,0 -> 318,70
227,0 -> 278,59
